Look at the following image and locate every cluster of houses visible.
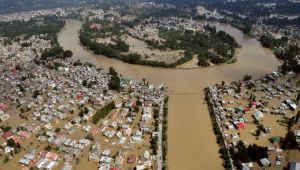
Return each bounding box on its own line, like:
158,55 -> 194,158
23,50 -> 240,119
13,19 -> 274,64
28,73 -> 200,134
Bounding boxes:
0,8 -> 67,22
0,29 -> 166,169
251,17 -> 300,66
207,71 -> 300,169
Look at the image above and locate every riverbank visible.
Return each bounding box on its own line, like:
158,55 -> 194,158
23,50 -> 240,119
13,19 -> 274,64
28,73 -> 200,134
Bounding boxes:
58,19 -> 281,170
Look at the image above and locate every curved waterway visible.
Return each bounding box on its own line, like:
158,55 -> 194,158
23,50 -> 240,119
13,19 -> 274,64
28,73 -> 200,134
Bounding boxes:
58,19 -> 281,170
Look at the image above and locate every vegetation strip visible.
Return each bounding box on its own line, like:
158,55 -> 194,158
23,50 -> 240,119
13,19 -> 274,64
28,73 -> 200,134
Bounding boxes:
162,96 -> 169,170
204,88 -> 233,170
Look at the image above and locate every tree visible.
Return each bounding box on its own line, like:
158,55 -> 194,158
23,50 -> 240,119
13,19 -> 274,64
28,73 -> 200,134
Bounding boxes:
255,128 -> 261,137
237,85 -> 241,93
32,90 -> 40,98
222,81 -> 225,86
247,144 -> 268,162
287,117 -> 295,131
62,50 -> 73,59
281,131 -> 298,149
243,74 -> 252,81
142,78 -> 146,85
55,127 -> 61,132
85,134 -> 95,141
45,145 -> 52,151
6,139 -> 16,147
109,67 -> 118,76
108,75 -> 120,91
4,155 -> 9,163
296,111 -> 300,124
82,80 -> 88,87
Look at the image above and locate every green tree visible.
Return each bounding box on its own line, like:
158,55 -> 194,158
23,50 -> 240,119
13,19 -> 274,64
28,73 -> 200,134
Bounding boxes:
296,111 -> 300,124
108,75 -> 120,91
82,80 -> 88,87
6,139 -> 16,147
281,131 -> 298,149
62,50 -> 73,59
109,67 -> 118,76
45,145 -> 52,151
4,155 -> 9,163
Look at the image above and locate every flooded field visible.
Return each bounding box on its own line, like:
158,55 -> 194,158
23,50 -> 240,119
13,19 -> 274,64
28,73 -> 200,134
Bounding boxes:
58,19 -> 281,170
123,35 -> 184,64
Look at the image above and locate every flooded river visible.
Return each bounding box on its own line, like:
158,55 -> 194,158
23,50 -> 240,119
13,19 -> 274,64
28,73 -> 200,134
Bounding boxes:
58,19 -> 281,170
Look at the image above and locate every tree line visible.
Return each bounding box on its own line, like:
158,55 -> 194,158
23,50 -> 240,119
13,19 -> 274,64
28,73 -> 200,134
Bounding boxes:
79,22 -> 194,68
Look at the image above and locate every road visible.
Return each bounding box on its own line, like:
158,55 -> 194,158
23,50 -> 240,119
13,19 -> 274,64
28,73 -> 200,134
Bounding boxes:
157,99 -> 164,170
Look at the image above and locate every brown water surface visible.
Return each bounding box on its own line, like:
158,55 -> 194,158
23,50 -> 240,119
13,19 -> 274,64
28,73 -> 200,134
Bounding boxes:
58,19 -> 281,170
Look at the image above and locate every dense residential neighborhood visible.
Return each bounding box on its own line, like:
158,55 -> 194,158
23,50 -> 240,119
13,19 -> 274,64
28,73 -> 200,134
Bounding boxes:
0,0 -> 299,170
0,14 -> 167,169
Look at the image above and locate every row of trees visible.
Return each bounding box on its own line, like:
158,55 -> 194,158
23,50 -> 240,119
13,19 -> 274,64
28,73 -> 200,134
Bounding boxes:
92,101 -> 115,124
80,23 -> 194,68
0,16 -> 65,39
204,88 -> 232,169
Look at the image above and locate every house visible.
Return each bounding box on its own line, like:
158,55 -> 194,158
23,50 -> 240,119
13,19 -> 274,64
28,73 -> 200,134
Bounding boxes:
271,136 -> 282,144
90,128 -> 98,136
2,131 -> 14,139
136,165 -> 145,170
61,163 -> 72,170
260,158 -> 270,167
243,107 -> 251,112
46,152 -> 59,161
285,99 -> 297,110
0,103 -> 8,110
234,121 -> 245,129
18,130 -> 31,139
127,154 -> 137,163
19,153 -> 35,166
12,135 -> 22,144
143,150 -> 150,159
19,158 -> 32,166
0,114 -> 9,121
109,110 -> 118,120
294,130 -> 300,143
289,161 -> 300,170
253,111 -> 264,121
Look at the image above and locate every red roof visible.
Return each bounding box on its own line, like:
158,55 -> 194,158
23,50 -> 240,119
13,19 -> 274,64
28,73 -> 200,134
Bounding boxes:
89,128 -> 98,136
18,130 -> 30,139
2,131 -> 14,139
127,154 -> 137,163
0,103 -> 8,110
132,100 -> 136,108
46,152 -> 59,160
251,102 -> 257,105
243,107 -> 251,111
10,68 -> 16,75
76,95 -> 83,100
234,122 -> 245,129
12,136 -> 22,144
111,168 -> 120,170
109,110 -> 118,120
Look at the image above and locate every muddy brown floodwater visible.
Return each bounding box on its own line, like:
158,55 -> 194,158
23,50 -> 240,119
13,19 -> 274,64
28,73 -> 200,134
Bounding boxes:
58,19 -> 281,170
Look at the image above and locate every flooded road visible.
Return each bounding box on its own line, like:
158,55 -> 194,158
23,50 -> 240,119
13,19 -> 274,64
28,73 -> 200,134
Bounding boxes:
58,19 -> 281,170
